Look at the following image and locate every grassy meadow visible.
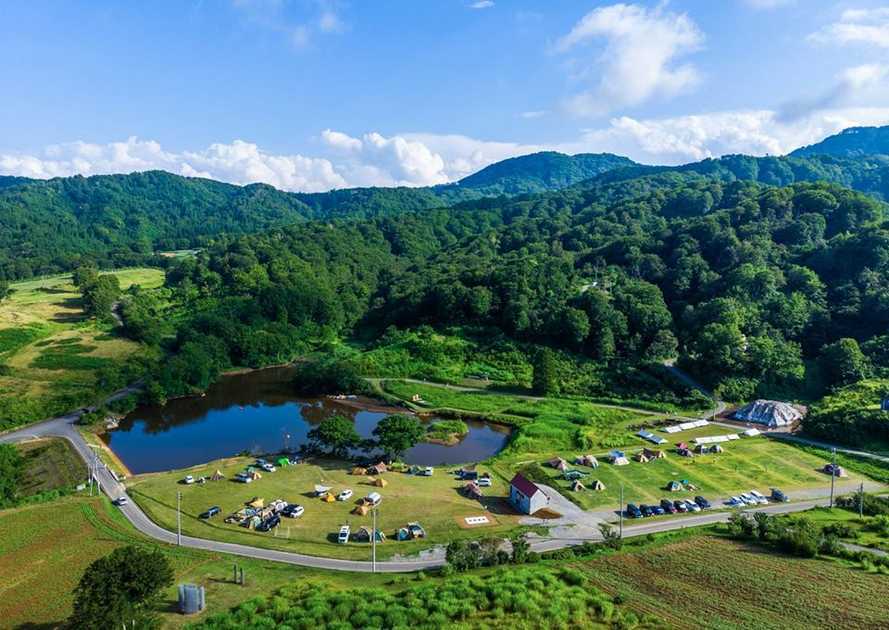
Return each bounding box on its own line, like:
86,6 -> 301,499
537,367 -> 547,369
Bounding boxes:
0,268 -> 163,428
127,456 -> 521,561
579,535 -> 889,629
16,437 -> 87,497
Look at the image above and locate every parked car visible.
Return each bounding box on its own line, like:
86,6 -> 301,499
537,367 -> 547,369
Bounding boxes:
740,493 -> 758,506
337,489 -> 353,501
651,505 -> 665,516
260,463 -> 276,473
660,499 -> 677,514
282,504 -> 305,518
234,472 -> 253,483
673,500 -> 688,513
694,496 -> 711,509
683,499 -> 701,512
749,490 -> 769,504
182,475 -> 195,485
770,488 -> 789,502
365,492 -> 382,507
256,515 -> 280,532
113,496 -> 128,506
421,466 -> 434,476
727,496 -> 745,507
477,477 -> 492,487
199,506 -> 221,519
824,463 -> 843,477
626,503 -> 642,518
640,504 -> 654,517
338,525 -> 351,544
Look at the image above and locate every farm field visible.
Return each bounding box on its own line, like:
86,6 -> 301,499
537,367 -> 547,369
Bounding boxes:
579,536 -> 889,629
127,455 -> 521,560
0,495 -> 399,629
493,436 -> 876,511
0,268 -> 164,428
16,437 -> 87,497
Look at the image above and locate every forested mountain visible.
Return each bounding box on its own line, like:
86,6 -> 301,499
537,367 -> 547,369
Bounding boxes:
791,125 -> 889,158
0,153 -> 633,281
150,173 -> 889,410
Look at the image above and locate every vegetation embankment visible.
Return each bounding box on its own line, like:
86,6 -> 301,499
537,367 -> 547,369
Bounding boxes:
0,268 -> 164,429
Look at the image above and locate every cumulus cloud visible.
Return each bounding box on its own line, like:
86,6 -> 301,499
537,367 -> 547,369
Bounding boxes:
555,3 -> 704,116
778,64 -> 889,121
810,8 -> 889,48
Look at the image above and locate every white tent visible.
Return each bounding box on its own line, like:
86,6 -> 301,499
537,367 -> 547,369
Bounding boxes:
732,400 -> 803,427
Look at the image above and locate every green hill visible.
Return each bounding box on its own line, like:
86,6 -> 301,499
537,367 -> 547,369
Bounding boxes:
791,125 -> 889,158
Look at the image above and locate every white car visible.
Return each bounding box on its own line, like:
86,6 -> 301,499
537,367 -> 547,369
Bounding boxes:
234,472 -> 253,483
749,490 -> 769,505
260,463 -> 276,473
113,496 -> 128,506
740,493 -> 758,506
283,504 -> 304,518
337,489 -> 353,501
477,477 -> 492,487
337,525 -> 350,544
183,475 -> 195,484
422,466 -> 434,476
683,499 -> 701,512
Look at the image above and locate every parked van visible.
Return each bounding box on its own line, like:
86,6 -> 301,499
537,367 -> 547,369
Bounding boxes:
365,492 -> 382,507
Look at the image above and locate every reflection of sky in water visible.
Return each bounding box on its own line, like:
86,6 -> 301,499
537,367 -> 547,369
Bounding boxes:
105,368 -> 509,473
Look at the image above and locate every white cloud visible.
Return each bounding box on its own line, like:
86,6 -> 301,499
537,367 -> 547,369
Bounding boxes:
810,8 -> 889,48
469,1 -> 494,8
231,0 -> 344,50
519,110 -> 547,119
555,3 -> 704,116
778,63 -> 889,121
321,129 -> 363,152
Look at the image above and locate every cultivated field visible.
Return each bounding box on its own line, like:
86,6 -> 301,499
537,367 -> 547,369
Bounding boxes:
0,268 -> 164,427
127,456 -> 521,560
580,536 -> 889,629
0,495 -> 397,629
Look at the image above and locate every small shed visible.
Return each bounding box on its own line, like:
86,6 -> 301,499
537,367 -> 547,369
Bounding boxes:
571,480 -> 586,492
463,481 -> 483,499
367,462 -> 388,476
590,479 -> 606,491
508,473 -> 550,515
210,470 -> 225,481
372,477 -> 388,487
351,467 -> 366,476
665,480 -> 683,492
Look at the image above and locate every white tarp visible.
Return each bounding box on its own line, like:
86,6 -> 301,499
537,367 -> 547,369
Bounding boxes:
694,434 -> 741,445
663,419 -> 709,433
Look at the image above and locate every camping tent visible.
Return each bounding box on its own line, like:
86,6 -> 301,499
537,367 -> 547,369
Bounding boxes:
352,504 -> 369,516
712,444 -> 724,453
322,493 -> 335,503
609,451 -> 629,465
547,457 -> 569,471
635,452 -> 650,463
665,480 -> 682,492
248,497 -> 264,509
732,399 -> 804,427
276,457 -> 289,467
210,470 -> 225,481
351,467 -> 366,475
248,470 -> 262,481
571,480 -> 586,492
642,448 -> 665,460
463,481 -> 483,499
575,455 -> 599,468
372,477 -> 388,487
590,479 -> 605,491
367,462 -> 387,475
564,469 -> 586,480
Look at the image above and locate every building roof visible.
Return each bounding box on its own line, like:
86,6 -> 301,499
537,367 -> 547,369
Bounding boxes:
732,400 -> 804,427
510,473 -> 543,498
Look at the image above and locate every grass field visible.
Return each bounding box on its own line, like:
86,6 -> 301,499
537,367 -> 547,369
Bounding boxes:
0,496 -> 404,629
0,268 -> 164,428
578,536 -> 889,629
127,456 -> 522,560
16,437 -> 87,497
496,436 -> 869,511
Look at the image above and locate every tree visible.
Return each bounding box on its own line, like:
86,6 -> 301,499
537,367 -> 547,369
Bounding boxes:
531,347 -> 559,396
71,265 -> 99,289
69,545 -> 173,630
0,280 -> 11,302
598,522 -> 622,549
372,414 -> 425,461
307,415 -> 361,457
510,533 -> 530,563
81,274 -> 121,322
445,540 -> 480,572
820,338 -> 869,388
0,444 -> 23,507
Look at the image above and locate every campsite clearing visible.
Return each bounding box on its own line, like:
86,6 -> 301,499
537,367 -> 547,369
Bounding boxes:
126,456 -> 520,560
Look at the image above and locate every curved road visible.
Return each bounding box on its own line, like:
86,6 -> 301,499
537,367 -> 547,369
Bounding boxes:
3,410 -> 885,572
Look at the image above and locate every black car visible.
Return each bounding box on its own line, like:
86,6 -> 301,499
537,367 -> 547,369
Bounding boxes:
770,488 -> 789,502
673,500 -> 689,513
199,506 -> 221,519
694,496 -> 710,509
640,504 -> 654,517
660,499 -> 677,514
626,503 -> 642,518
256,515 -> 281,532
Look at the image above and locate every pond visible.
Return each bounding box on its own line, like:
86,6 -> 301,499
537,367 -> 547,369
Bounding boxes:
104,367 -> 511,474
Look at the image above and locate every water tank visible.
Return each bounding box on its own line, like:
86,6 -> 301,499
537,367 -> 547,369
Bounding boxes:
178,583 -> 205,614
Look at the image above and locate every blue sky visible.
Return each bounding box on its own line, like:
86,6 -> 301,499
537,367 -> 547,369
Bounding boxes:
4,0 -> 889,191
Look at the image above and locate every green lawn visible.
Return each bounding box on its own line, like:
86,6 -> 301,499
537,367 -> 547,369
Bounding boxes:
16,437 -> 87,497
579,535 -> 889,629
0,268 -> 164,428
0,495 -> 407,629
493,436 -> 873,511
127,456 -> 521,561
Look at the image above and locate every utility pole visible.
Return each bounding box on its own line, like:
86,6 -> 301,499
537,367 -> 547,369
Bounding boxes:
619,484 -> 624,539
177,491 -> 182,546
829,448 -> 837,509
859,481 -> 864,519
372,505 -> 377,573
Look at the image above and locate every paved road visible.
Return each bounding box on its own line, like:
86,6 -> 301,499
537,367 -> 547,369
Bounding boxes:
768,433 -> 889,464
3,409 -> 887,573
